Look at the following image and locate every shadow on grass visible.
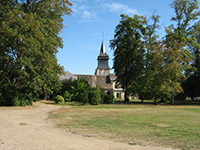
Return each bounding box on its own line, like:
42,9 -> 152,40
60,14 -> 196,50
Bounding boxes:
36,99 -> 200,107
36,99 -> 85,106
115,100 -> 200,106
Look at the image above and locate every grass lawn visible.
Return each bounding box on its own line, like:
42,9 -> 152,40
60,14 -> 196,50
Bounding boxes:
49,104 -> 200,150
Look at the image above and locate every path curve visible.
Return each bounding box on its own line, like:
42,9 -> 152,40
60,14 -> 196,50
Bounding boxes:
0,101 -> 179,150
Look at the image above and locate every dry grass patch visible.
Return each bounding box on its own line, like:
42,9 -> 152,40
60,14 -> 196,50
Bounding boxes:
49,105 -> 200,150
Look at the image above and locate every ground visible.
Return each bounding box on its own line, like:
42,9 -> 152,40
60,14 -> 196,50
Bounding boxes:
0,101 -> 179,150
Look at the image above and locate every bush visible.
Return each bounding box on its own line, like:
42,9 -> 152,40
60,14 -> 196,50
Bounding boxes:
61,78 -> 91,103
88,90 -> 101,105
63,91 -> 72,102
55,95 -> 65,104
12,92 -> 33,106
13,97 -> 32,106
0,89 -> 33,106
103,94 -> 115,104
78,92 -> 89,104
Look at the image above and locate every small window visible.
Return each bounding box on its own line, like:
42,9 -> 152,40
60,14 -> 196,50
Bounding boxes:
117,93 -> 120,98
107,90 -> 111,95
106,76 -> 111,83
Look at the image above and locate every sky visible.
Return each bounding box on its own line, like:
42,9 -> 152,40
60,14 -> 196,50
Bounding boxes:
57,0 -> 177,75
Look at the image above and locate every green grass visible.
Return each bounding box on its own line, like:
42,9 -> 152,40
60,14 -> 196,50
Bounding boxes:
49,104 -> 200,150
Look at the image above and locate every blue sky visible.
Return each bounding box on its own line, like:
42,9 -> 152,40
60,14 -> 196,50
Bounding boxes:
57,0 -> 176,75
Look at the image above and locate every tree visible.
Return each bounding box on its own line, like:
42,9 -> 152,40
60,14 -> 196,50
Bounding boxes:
182,21 -> 200,99
109,0 -> 198,104
110,14 -> 146,102
182,74 -> 200,100
165,0 -> 199,103
135,14 -> 161,103
0,0 -> 72,106
190,21 -> 200,76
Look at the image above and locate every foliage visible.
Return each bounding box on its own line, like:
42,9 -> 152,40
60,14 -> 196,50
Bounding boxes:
94,87 -> 105,104
110,0 -> 199,103
60,78 -> 74,95
60,78 -> 91,104
88,90 -> 101,105
70,78 -> 90,102
0,0 -> 72,106
103,94 -> 115,104
12,93 -> 33,106
78,92 -> 89,104
110,14 -> 146,102
184,20 -> 200,99
189,21 -> 200,74
133,14 -> 161,102
164,0 -> 199,103
54,95 -> 65,104
182,75 -> 200,100
63,91 -> 72,102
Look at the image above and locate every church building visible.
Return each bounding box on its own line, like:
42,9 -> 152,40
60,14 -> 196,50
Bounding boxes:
76,41 -> 124,99
59,41 -> 124,99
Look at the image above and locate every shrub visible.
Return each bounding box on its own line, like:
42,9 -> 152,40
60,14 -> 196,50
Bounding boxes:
0,89 -> 33,106
95,87 -> 105,104
55,95 -> 65,104
88,90 -> 101,105
12,92 -> 33,106
63,91 -> 72,102
103,94 -> 115,104
61,78 -> 91,102
13,97 -> 32,106
78,92 -> 89,104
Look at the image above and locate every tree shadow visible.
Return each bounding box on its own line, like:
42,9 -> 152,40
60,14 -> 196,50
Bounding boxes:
115,100 -> 200,106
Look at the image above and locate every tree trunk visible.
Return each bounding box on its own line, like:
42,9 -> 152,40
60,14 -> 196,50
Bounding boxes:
171,94 -> 175,105
124,84 -> 129,102
153,97 -> 157,105
43,88 -> 47,100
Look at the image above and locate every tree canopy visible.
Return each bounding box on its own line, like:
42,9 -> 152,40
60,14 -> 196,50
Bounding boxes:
110,0 -> 199,103
110,14 -> 146,102
0,0 -> 72,106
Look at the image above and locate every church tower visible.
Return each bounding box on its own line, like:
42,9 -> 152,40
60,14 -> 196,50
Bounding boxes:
95,41 -> 110,76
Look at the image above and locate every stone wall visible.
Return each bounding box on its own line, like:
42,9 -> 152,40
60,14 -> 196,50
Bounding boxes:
76,75 -> 113,90
76,74 -> 126,99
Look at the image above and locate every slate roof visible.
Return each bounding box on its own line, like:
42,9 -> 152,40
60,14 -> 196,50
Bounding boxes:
98,41 -> 109,58
59,71 -> 77,82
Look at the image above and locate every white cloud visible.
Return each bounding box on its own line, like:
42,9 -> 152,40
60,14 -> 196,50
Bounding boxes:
71,2 -> 97,23
72,4 -> 86,14
81,10 -> 97,22
103,2 -> 139,15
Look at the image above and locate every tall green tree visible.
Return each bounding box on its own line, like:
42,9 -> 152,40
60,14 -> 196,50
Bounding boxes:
165,0 -> 199,103
0,0 -> 72,106
135,14 -> 161,103
183,21 -> 200,99
190,21 -> 200,75
110,14 -> 146,102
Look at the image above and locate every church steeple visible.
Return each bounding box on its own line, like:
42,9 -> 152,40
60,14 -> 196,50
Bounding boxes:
95,41 -> 110,76
100,41 -> 106,54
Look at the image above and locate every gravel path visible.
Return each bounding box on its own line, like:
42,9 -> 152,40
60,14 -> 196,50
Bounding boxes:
0,101 -> 179,150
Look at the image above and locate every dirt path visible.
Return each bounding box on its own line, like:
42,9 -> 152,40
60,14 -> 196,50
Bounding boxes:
0,101 -> 179,150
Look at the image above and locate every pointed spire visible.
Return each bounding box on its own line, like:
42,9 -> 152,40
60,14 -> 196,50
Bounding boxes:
100,41 -> 106,54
